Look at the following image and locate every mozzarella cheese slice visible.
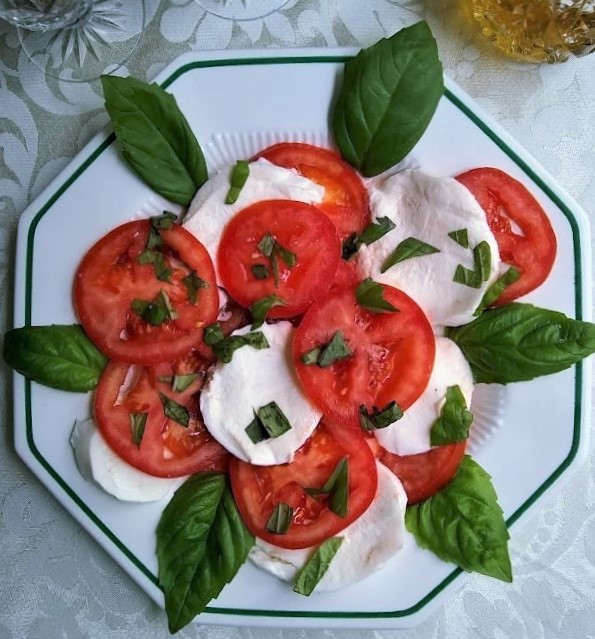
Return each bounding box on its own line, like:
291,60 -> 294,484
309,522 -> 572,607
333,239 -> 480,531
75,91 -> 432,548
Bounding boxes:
70,418 -> 185,502
182,158 -> 324,280
249,463 -> 408,592
200,321 -> 322,466
357,168 -> 501,327
374,336 -> 473,456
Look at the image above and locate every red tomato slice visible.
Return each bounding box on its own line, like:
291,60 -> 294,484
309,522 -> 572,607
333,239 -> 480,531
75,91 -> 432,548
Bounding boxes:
230,421 -> 377,549
330,258 -> 361,294
95,354 -> 229,478
377,441 -> 467,504
456,168 -> 557,305
74,220 -> 219,365
256,143 -> 370,240
217,200 -> 341,318
293,285 -> 435,429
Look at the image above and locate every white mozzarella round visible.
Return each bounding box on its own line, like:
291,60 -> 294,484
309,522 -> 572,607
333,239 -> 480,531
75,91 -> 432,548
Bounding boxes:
375,337 -> 473,456
249,463 -> 408,592
70,419 -> 185,503
357,168 -> 501,327
199,321 -> 322,466
182,158 -> 325,279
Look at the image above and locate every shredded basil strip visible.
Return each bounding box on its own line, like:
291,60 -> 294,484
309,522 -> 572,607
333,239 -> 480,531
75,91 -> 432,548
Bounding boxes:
132,290 -> 177,326
475,266 -> 520,315
302,331 -> 352,368
245,414 -> 268,444
381,237 -> 440,273
448,228 -> 469,248
293,537 -> 343,596
225,160 -> 250,204
251,264 -> 269,280
430,385 -> 473,446
265,502 -> 294,535
257,233 -> 297,287
172,374 -> 199,392
359,401 -> 403,431
159,393 -> 190,427
305,457 -> 349,518
454,241 -> 492,289
183,271 -> 209,304
204,322 -> 224,346
301,347 -> 322,365
245,402 -> 292,442
257,233 -> 275,257
129,412 -> 148,448
355,279 -> 398,314
137,250 -> 172,282
342,217 -> 396,259
212,331 -> 270,364
250,294 -> 287,330
152,211 -> 177,229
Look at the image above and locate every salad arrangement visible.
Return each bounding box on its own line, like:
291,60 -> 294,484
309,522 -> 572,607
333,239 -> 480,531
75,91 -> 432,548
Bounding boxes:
5,21 -> 595,633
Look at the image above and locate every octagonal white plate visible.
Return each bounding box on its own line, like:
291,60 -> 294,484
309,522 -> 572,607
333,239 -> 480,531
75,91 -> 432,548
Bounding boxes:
12,48 -> 592,629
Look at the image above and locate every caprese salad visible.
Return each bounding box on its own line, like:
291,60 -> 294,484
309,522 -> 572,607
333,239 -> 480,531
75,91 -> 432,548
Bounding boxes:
5,21 -> 595,634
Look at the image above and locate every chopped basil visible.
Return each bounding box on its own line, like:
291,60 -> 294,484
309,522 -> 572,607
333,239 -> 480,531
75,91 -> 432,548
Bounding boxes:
265,502 -> 294,535
275,242 -> 297,268
212,331 -> 270,364
305,457 -> 349,518
453,241 -> 492,289
132,290 -> 177,326
245,402 -> 292,442
159,392 -> 190,427
172,374 -> 199,392
250,294 -> 287,330
448,228 -> 469,248
137,250 -> 172,282
301,347 -> 322,365
182,271 -> 209,304
152,211 -> 177,229
474,266 -> 520,315
293,537 -> 343,596
251,264 -> 269,280
225,160 -> 250,204
355,279 -> 398,314
359,401 -> 403,431
381,237 -> 440,273
430,385 -> 473,446
204,322 -> 225,346
245,414 -> 268,444
257,233 -> 297,287
129,412 -> 148,448
342,216 -> 396,259
257,233 -> 275,257
302,331 -> 352,368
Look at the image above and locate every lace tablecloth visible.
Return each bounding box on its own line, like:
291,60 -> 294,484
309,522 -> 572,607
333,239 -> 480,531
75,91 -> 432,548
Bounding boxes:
1,1 -> 594,637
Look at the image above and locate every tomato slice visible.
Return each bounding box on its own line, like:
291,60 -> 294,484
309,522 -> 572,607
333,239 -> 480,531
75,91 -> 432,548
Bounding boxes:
293,285 -> 435,429
94,354 -> 229,478
330,258 -> 361,294
456,168 -> 557,305
230,422 -> 377,549
256,143 -> 370,240
377,441 -> 467,504
217,200 -> 341,318
74,220 -> 219,365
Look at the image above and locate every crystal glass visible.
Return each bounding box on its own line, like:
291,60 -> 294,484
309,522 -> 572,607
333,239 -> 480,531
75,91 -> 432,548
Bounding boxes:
0,0 -> 145,82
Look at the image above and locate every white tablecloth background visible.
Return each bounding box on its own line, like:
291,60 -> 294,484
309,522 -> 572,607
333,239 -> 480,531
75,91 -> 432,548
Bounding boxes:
1,1 -> 594,637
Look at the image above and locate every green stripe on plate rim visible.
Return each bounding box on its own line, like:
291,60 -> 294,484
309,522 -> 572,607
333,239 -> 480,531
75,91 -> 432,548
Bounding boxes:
21,54 -> 584,620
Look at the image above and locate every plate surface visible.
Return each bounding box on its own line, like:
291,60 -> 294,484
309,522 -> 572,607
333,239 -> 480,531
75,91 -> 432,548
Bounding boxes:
12,49 -> 592,629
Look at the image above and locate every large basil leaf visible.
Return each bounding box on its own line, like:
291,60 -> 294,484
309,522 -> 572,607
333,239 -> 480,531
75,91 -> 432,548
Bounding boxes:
101,75 -> 207,205
332,21 -> 443,176
156,473 -> 254,633
447,303 -> 595,384
3,325 -> 107,392
405,456 -> 512,582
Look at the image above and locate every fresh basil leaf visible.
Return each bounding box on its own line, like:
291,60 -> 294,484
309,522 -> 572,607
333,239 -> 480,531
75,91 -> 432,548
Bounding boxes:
129,412 -> 148,448
446,303 -> 595,384
182,271 -> 209,304
474,267 -> 520,315
305,457 -> 349,518
453,264 -> 482,288
293,537 -> 344,596
159,392 -> 190,427
257,233 -> 275,257
453,241 -> 492,289
257,402 -> 292,438
204,322 -> 224,346
301,346 -> 322,365
448,228 -> 469,248
3,324 -> 107,392
381,237 -> 440,273
359,401 -> 403,431
358,216 -> 396,246
317,331 -> 352,368
266,502 -> 293,534
172,374 -> 199,393
250,294 -> 287,330
132,290 -> 177,326
430,385 -> 473,446
332,21 -> 443,176
225,160 -> 250,204
245,414 -> 268,444
137,250 -> 172,282
405,456 -> 512,582
101,76 -> 207,206
156,473 -> 254,633
212,331 -> 270,364
251,264 -> 269,280
355,279 -> 398,314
